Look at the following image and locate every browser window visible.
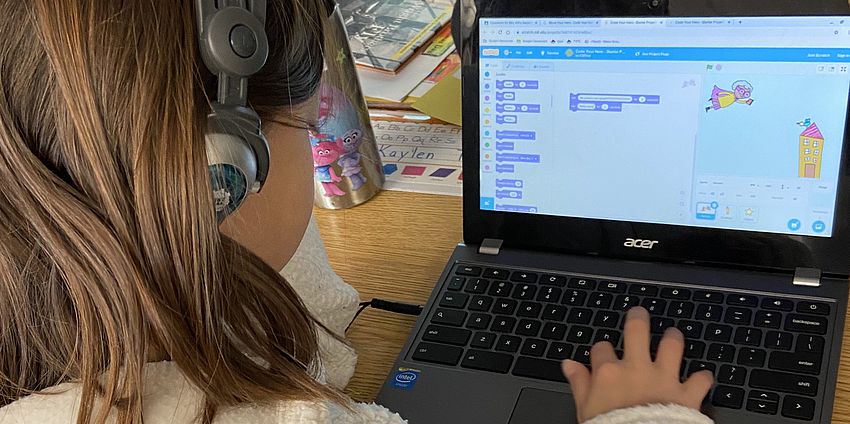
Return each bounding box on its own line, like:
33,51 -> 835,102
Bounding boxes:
478,17 -> 850,237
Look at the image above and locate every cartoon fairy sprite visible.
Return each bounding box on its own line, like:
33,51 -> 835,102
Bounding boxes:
310,132 -> 346,197
705,80 -> 754,112
337,128 -> 367,190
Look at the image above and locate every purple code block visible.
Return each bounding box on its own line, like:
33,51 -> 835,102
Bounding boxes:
496,103 -> 541,114
569,93 -> 660,112
495,204 -> 539,213
496,80 -> 539,90
496,190 -> 523,200
496,115 -> 518,124
496,179 -> 524,189
495,164 -> 515,173
496,130 -> 535,140
495,142 -> 515,151
496,92 -> 516,101
496,153 -> 541,163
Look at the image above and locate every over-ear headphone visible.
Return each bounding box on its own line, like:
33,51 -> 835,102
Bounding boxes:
195,0 -> 270,222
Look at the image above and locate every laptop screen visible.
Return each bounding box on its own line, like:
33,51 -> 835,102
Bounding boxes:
478,16 -> 850,238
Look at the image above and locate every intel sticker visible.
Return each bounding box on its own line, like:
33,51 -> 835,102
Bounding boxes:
391,368 -> 420,391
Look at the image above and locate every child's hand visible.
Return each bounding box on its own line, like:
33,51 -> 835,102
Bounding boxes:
561,307 -> 714,422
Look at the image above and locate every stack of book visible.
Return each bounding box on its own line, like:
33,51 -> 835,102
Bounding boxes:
340,0 -> 463,195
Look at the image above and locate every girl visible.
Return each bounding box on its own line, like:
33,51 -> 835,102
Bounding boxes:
0,0 -> 712,422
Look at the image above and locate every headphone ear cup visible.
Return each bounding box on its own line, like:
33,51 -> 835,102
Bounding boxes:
206,131 -> 258,222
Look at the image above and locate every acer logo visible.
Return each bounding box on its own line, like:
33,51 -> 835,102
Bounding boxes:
624,238 -> 659,249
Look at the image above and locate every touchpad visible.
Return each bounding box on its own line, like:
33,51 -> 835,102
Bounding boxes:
509,388 -> 578,424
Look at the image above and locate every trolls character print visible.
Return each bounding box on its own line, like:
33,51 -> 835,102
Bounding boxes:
706,80 -> 754,112
310,132 -> 346,197
316,82 -> 370,191
338,129 -> 367,190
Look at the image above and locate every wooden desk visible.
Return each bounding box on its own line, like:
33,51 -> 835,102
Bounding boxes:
314,189 -> 850,422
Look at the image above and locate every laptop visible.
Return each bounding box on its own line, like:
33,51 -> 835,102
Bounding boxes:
377,1 -> 850,422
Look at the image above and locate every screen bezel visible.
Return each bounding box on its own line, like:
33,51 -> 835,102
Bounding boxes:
460,0 -> 850,275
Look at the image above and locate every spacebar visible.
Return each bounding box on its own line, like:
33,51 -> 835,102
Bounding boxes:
512,357 -> 567,383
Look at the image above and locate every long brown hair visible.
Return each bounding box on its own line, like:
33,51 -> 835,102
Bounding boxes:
0,0 -> 339,422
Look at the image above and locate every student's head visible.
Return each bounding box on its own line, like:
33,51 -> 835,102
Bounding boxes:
0,0 -> 339,422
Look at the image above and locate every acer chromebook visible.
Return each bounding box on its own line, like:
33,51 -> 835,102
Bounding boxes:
377,1 -> 850,422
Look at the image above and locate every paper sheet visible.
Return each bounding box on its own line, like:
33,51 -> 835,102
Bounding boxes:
358,46 -> 455,102
371,118 -> 463,196
412,73 -> 461,126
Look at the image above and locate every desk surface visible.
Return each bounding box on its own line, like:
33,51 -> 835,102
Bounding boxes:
313,189 -> 850,422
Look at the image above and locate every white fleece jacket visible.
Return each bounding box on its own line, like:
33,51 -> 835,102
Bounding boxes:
0,217 -> 713,424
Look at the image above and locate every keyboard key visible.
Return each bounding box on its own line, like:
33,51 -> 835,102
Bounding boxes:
495,335 -> 522,353
667,301 -> 694,318
567,326 -> 593,344
537,286 -> 562,303
687,361 -> 716,376
517,301 -> 542,318
588,292 -> 613,309
661,287 -> 691,300
677,321 -> 704,339
516,319 -> 542,337
512,284 -> 537,300
447,276 -> 465,291
694,290 -> 724,303
541,304 -> 568,321
573,346 -> 592,364
464,278 -> 490,294
422,325 -> 471,346
769,351 -> 822,375
520,338 -> 548,357
785,314 -> 828,335
491,316 -> 517,333
613,295 -> 640,311
466,313 -> 492,330
748,390 -> 780,403
754,311 -> 782,329
797,301 -> 830,316
568,278 -> 597,290
470,332 -> 497,349
412,342 -> 462,366
593,311 -> 621,328
547,342 -> 574,360
492,299 -> 517,315
641,298 -> 667,315
782,396 -> 815,421
684,341 -> 706,359
461,349 -> 513,373
733,328 -> 763,346
650,317 -> 675,334
483,268 -> 509,279
439,293 -> 468,309
541,274 -> 567,286
629,284 -> 658,296
718,364 -> 747,385
727,294 -> 758,307
796,335 -> 825,353
456,266 -> 482,276
510,271 -> 538,284
540,323 -> 568,340
469,295 -> 494,312
724,307 -> 752,325
707,343 -> 736,362
747,399 -> 778,415
764,331 -> 793,350
599,281 -> 627,293
567,308 -> 593,325
594,329 -> 621,346
762,298 -> 794,311
432,308 -> 467,326
705,324 -> 733,342
562,290 -> 588,307
488,281 -> 513,297
749,370 -> 818,396
695,304 -> 723,322
712,385 -> 745,409
738,348 -> 766,367
512,357 -> 566,383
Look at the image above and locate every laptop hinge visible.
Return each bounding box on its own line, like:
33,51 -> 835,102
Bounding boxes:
479,238 -> 503,255
793,267 -> 821,287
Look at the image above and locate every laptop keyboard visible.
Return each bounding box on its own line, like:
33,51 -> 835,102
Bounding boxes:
409,264 -> 833,421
